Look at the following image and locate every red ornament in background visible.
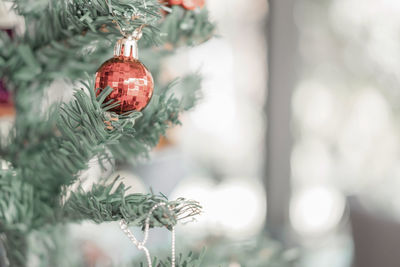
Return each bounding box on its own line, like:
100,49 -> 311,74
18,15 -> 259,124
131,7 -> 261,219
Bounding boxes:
195,0 -> 205,9
95,33 -> 154,114
182,0 -> 196,10
169,0 -> 182,4
0,28 -> 15,117
164,0 -> 204,10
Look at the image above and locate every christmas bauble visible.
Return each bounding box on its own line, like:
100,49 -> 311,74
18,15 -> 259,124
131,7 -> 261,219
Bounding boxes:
95,36 -> 154,114
181,0 -> 196,10
196,0 -> 205,8
162,0 -> 204,10
181,0 -> 205,10
169,0 -> 182,4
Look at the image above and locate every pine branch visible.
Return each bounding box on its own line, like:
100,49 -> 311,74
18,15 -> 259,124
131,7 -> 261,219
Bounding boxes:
62,178 -> 201,228
0,1 -> 215,88
1,0 -> 160,85
160,5 -> 215,47
0,81 -> 138,230
109,73 -> 202,161
0,74 -> 201,228
0,169 -> 35,232
131,250 -> 205,267
12,0 -> 161,48
4,82 -> 139,196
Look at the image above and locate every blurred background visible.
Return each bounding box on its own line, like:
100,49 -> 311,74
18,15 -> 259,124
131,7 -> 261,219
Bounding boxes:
3,0 -> 400,266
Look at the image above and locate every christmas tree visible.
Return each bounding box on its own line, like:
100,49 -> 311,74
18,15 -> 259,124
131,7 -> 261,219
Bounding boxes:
0,0 -> 215,266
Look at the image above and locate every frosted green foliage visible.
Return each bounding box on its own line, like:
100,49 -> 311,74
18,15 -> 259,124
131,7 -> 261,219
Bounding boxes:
0,0 -> 215,85
130,238 -> 297,267
0,0 -> 215,266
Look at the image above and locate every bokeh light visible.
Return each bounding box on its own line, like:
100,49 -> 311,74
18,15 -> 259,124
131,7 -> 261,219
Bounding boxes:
171,177 -> 266,239
290,186 -> 345,236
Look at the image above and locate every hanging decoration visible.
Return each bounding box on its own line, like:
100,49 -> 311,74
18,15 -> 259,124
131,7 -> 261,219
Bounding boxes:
94,28 -> 154,114
119,202 -> 176,267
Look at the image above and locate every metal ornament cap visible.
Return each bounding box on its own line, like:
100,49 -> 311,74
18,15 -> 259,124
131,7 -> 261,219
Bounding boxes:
114,35 -> 139,59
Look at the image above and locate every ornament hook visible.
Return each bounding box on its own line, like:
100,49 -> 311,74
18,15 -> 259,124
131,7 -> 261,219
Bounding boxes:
105,0 -> 147,39
132,27 -> 143,41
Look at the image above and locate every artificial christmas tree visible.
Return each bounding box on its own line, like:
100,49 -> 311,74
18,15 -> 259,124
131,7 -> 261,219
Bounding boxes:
0,0 -> 214,266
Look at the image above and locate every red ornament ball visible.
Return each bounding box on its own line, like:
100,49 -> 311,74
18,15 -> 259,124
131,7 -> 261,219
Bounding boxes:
165,0 -> 204,9
95,56 -> 154,114
169,0 -> 182,4
196,0 -> 205,8
182,0 -> 196,10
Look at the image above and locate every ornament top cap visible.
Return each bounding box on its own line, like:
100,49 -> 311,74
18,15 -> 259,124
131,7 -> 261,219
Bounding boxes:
113,29 -> 143,59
